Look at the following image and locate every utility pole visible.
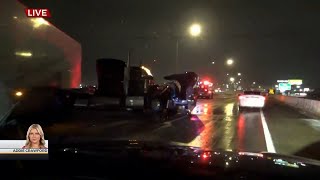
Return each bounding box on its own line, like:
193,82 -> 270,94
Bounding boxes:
175,39 -> 179,73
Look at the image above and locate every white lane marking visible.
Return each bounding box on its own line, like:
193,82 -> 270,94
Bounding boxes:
260,110 -> 276,153
152,115 -> 188,132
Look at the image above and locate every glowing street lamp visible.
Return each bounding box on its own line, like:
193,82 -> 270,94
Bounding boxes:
226,59 -> 234,66
230,77 -> 235,82
238,73 -> 241,76
176,23 -> 202,73
189,23 -> 201,37
15,91 -> 23,97
15,51 -> 32,57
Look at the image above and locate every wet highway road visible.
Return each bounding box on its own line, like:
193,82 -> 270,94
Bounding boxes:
1,94 -> 320,160
132,94 -> 320,159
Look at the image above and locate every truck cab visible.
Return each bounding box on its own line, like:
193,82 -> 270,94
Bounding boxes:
95,58 -> 155,109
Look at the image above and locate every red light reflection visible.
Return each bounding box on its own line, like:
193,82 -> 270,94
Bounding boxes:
237,113 -> 245,151
204,107 -> 208,114
188,103 -> 213,149
203,154 -> 208,159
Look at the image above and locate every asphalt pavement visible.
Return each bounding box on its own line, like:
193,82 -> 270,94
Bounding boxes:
1,94 -> 320,160
133,94 -> 320,159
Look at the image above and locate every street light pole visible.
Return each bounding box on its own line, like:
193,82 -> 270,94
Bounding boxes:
175,23 -> 201,74
175,39 -> 179,73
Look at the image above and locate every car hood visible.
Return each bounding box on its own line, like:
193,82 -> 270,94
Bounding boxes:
50,137 -> 320,169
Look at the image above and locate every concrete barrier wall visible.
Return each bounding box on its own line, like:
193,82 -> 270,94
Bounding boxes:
274,95 -> 320,117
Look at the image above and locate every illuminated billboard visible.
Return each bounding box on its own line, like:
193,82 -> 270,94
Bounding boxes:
288,79 -> 303,85
279,83 -> 291,93
277,80 -> 288,83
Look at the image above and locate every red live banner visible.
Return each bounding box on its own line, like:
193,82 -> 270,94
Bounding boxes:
25,8 -> 51,18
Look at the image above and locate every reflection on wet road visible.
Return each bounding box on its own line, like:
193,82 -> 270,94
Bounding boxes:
188,98 -> 264,152
182,95 -> 320,159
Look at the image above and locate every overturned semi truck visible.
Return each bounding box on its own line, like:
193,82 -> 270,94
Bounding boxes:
93,58 -> 198,119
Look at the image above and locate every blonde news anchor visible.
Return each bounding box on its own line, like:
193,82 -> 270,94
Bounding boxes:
22,124 -> 47,149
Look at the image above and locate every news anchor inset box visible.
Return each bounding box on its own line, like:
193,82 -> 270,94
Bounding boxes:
0,140 -> 49,160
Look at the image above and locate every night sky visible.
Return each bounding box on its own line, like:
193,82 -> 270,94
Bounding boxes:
20,0 -> 320,87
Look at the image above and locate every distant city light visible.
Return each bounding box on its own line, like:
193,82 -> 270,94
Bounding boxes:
211,61 -> 215,64
230,77 -> 235,82
300,93 -> 307,96
238,73 -> 241,76
15,51 -> 32,57
15,91 -> 23,97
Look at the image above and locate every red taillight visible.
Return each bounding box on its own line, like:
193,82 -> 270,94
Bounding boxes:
202,152 -> 210,159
